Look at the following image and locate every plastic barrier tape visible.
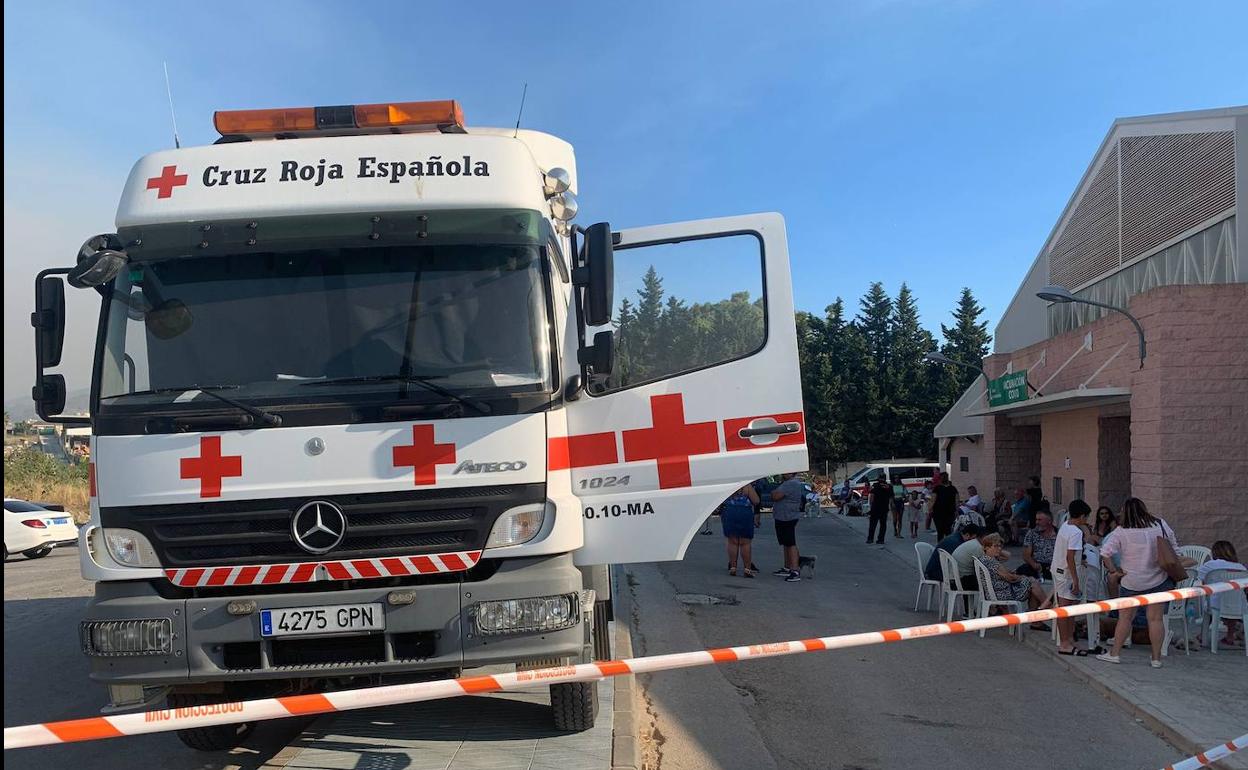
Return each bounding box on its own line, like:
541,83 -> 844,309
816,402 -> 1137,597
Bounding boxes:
1161,732 -> 1248,770
4,580 -> 1245,750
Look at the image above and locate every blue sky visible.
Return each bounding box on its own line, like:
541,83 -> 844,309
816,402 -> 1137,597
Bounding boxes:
4,0 -> 1248,404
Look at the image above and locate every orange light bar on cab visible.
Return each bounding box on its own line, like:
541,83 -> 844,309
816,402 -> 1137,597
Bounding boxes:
354,100 -> 465,131
213,108 -> 318,137
214,100 -> 465,137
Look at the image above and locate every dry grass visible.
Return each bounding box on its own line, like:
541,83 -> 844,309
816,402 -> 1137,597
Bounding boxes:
4,479 -> 91,524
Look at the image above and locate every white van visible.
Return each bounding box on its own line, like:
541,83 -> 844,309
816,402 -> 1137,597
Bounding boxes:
835,463 -> 941,502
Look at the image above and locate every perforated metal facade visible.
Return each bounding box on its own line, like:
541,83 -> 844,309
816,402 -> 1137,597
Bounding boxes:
1048,150 -> 1119,290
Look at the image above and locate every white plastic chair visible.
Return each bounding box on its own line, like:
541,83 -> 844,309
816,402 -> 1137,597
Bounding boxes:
973,558 -> 1024,639
1161,577 -> 1196,657
1204,568 -> 1248,656
913,542 -> 941,612
939,550 -> 978,622
1079,549 -> 1107,649
1178,545 -> 1211,566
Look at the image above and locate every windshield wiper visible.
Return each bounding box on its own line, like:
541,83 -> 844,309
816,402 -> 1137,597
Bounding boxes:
302,375 -> 492,415
120,385 -> 282,427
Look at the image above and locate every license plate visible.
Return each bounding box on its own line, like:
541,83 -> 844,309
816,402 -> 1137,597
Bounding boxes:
51,518 -> 69,525
260,603 -> 385,638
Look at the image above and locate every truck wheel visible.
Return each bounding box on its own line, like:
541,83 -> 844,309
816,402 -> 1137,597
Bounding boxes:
22,545 -> 52,559
550,681 -> 598,732
592,600 -> 611,661
166,693 -> 255,751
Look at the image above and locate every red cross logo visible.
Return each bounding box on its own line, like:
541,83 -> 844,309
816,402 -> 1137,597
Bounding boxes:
146,165 -> 188,199
180,436 -> 243,498
622,393 -> 719,489
393,425 -> 456,486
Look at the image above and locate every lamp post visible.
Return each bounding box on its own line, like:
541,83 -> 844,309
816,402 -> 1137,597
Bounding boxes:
924,351 -> 1042,396
1036,285 -> 1146,368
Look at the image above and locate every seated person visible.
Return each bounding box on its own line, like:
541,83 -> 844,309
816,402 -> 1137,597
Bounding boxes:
1196,540 -> 1248,648
952,526 -> 1006,591
1017,511 -> 1057,579
974,533 -> 1052,621
925,526 -> 980,582
953,505 -> 985,533
1010,487 -> 1032,545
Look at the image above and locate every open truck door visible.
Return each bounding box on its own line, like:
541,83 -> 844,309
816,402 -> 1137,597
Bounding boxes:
565,213 -> 807,565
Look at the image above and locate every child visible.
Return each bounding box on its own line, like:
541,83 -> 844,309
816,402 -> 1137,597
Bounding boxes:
906,491 -> 924,539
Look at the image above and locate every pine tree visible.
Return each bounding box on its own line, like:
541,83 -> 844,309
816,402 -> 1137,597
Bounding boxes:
939,287 -> 993,398
889,283 -> 938,456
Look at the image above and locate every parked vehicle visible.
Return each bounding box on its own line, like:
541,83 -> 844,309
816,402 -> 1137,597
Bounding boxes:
4,498 -> 77,560
834,462 -> 941,501
31,97 -> 808,750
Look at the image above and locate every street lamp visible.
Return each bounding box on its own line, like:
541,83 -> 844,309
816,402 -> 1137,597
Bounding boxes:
1036,285 -> 1146,368
924,351 -> 1042,396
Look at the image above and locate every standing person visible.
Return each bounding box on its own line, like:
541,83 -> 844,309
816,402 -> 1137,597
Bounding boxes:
931,472 -> 959,541
922,479 -> 935,531
1054,500 -> 1097,655
1096,498 -> 1182,668
906,491 -> 924,539
891,476 -> 906,537
720,484 -> 761,577
770,473 -> 805,582
1025,476 -> 1044,526
867,476 -> 894,545
1090,505 -> 1117,546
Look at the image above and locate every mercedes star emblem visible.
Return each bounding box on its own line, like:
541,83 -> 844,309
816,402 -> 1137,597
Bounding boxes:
291,500 -> 347,555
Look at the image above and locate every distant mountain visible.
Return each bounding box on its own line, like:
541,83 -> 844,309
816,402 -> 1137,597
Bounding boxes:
4,387 -> 90,422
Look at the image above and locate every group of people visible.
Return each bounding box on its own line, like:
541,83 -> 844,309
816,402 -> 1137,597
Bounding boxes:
716,473 -> 809,583
862,471 -> 963,545
923,490 -> 1246,665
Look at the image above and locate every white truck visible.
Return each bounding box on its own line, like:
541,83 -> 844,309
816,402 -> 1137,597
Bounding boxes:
30,98 -> 807,750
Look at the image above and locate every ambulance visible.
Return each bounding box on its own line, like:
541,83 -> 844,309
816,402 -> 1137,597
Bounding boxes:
30,99 -> 807,750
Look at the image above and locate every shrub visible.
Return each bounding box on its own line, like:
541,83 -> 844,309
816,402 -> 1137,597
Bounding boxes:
4,447 -> 90,524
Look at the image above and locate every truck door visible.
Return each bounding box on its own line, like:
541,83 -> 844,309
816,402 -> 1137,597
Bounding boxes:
563,213 -> 807,565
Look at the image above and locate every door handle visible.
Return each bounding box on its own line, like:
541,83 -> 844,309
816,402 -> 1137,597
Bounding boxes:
738,422 -> 801,438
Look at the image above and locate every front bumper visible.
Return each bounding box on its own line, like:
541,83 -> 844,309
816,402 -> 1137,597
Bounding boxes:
82,554 -> 585,687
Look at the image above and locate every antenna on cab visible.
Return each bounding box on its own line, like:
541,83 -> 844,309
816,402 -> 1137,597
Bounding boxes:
163,61 -> 182,149
513,82 -> 528,138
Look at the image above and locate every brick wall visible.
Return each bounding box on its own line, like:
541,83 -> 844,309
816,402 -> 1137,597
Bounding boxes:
978,284 -> 1248,547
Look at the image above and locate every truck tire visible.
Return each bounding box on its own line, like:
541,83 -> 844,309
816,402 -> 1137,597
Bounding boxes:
592,599 -> 611,661
166,693 -> 255,751
22,545 -> 52,559
550,680 -> 598,732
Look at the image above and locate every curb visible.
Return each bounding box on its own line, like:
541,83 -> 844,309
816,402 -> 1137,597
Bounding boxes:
1019,631 -> 1244,769
610,566 -> 640,770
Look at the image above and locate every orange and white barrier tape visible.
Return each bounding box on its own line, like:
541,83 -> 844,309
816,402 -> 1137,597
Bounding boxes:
1162,733 -> 1248,770
4,580 -> 1244,750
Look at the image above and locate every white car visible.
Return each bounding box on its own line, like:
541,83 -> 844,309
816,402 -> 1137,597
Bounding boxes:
3,498 -> 78,560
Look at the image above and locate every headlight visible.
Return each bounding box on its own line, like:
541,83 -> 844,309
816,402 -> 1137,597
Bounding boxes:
473,594 -> 579,636
485,503 -> 547,548
81,619 -> 172,656
100,528 -> 161,568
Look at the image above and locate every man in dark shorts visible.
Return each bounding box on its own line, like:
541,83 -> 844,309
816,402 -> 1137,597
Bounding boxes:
866,476 -> 894,544
931,471 -> 959,541
770,473 -> 805,582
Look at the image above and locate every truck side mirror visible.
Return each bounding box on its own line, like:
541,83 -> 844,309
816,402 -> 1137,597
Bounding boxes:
577,329 -> 614,376
575,222 -> 614,327
32,275 -> 66,368
32,374 -> 67,418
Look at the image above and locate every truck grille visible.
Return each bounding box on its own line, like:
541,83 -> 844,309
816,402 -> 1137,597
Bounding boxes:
100,484 -> 543,568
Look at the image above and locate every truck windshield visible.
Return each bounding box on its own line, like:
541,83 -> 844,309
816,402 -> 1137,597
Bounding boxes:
97,244 -> 553,405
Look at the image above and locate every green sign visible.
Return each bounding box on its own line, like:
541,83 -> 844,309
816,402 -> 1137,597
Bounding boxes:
988,371 -> 1029,407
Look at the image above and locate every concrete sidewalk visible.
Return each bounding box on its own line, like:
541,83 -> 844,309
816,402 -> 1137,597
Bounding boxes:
835,510 -> 1248,769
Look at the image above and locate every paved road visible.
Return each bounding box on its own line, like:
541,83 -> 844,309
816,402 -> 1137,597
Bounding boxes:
626,513 -> 1186,770
3,547 -> 310,770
